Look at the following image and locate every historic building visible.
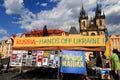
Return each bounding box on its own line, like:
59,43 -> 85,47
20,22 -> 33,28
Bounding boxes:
79,4 -> 106,36
110,35 -> 120,52
0,38 -> 13,58
21,25 -> 69,37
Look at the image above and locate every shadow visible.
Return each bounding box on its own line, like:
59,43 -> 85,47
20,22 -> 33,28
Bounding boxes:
12,67 -> 58,80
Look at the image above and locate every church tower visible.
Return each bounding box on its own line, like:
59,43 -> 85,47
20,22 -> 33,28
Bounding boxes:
79,5 -> 88,35
79,3 -> 106,36
95,3 -> 106,35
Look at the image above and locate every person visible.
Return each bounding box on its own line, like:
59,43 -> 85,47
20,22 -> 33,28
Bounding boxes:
89,53 -> 93,61
110,49 -> 119,80
83,61 -> 91,80
106,58 -> 110,68
96,52 -> 102,68
0,63 -> 4,72
117,51 -> 120,80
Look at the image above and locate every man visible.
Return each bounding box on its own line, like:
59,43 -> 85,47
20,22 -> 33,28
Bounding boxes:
110,49 -> 119,80
117,51 -> 120,80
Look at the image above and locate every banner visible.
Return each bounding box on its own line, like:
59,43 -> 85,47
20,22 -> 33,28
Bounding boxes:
13,35 -> 105,47
104,30 -> 110,59
60,50 -> 86,74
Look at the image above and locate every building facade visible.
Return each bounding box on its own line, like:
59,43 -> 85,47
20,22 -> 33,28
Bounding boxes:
0,38 -> 13,58
110,35 -> 120,52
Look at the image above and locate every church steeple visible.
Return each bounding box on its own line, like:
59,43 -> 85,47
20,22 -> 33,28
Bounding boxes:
79,4 -> 88,19
95,2 -> 101,18
79,4 -> 88,35
80,5 -> 86,18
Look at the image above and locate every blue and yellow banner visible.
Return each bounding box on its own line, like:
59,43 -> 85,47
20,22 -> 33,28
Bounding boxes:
104,30 -> 110,59
60,50 -> 86,74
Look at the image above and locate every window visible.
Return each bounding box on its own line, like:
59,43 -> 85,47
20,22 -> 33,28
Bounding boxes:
91,33 -> 95,36
82,21 -> 85,27
99,20 -> 102,26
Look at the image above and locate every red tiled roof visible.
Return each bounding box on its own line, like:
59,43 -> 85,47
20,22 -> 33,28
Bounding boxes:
25,29 -> 64,35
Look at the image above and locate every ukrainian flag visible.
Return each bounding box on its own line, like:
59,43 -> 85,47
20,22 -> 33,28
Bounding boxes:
104,29 -> 110,59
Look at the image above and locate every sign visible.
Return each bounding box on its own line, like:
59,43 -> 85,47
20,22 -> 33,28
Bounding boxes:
60,50 -> 86,74
13,35 -> 105,47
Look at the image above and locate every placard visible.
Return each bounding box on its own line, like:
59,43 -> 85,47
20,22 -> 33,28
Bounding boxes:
60,50 -> 86,74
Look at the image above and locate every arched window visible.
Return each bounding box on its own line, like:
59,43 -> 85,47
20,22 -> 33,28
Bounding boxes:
91,33 -> 95,36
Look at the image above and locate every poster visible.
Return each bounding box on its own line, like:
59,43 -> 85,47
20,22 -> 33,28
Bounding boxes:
10,50 -> 22,66
11,54 -> 17,61
11,50 -> 60,68
22,52 -> 28,66
37,51 -> 43,66
55,56 -> 59,67
42,58 -> 48,66
31,51 -> 37,66
26,55 -> 32,66
49,54 -> 56,68
54,51 -> 59,67
60,50 -> 86,74
43,51 -> 49,58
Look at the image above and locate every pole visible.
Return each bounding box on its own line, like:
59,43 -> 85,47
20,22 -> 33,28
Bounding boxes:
19,66 -> 22,73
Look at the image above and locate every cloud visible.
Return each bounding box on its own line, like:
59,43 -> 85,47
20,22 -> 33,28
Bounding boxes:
3,0 -> 36,30
0,36 -> 9,41
0,28 -> 8,34
3,0 -> 120,35
103,1 -> 120,25
40,3 -> 47,7
3,0 -> 24,15
108,24 -> 120,35
50,0 -> 60,3
0,28 -> 9,41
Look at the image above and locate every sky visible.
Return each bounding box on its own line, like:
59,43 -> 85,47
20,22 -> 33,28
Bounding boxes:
0,0 -> 120,41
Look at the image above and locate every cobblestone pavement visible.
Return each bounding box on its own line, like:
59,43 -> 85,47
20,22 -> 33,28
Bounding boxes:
0,68 -> 98,80
0,68 -> 60,80
0,71 -> 19,80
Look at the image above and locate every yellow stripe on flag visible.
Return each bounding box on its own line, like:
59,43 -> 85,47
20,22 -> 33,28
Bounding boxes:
104,37 -> 110,59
